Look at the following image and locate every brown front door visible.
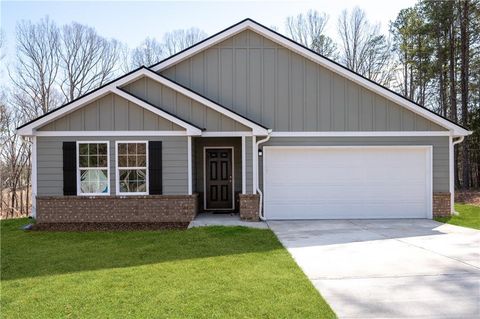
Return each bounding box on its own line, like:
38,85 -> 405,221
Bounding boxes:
205,148 -> 233,210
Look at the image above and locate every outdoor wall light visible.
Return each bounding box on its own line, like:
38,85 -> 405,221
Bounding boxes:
258,149 -> 263,157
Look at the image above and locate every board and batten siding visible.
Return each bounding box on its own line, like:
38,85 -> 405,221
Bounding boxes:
36,136 -> 188,196
38,93 -> 184,132
258,136 -> 450,193
122,77 -> 250,132
161,29 -> 446,132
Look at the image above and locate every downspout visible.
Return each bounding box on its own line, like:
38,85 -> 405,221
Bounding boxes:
255,130 -> 272,221
451,136 -> 465,214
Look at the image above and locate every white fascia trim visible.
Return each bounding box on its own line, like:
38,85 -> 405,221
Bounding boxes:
16,69 -> 203,136
270,131 -> 452,137
111,88 -> 201,135
16,71 -> 146,136
34,131 -> 188,137
202,131 -> 253,137
151,20 -> 470,136
143,70 -> 268,135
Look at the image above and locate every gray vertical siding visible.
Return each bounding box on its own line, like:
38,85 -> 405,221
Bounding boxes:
38,94 -> 184,131
37,136 -> 188,196
258,136 -> 450,193
122,77 -> 250,132
161,30 -> 447,132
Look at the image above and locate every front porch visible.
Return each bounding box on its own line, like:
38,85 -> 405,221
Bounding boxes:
191,136 -> 260,221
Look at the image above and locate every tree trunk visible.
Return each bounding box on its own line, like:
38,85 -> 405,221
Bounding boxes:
460,0 -> 470,189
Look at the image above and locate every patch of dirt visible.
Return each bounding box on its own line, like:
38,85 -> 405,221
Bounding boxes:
455,191 -> 480,206
29,222 -> 189,232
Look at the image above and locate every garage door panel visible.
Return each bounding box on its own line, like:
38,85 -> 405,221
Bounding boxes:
264,147 -> 431,219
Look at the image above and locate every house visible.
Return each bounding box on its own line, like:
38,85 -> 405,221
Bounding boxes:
17,19 -> 471,224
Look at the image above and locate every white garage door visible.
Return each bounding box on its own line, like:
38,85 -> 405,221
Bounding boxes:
263,146 -> 432,219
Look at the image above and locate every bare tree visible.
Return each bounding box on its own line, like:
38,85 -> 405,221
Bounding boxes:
162,28 -> 207,56
59,23 -> 122,102
338,7 -> 395,86
10,17 -> 61,118
286,10 -> 338,59
131,37 -> 165,68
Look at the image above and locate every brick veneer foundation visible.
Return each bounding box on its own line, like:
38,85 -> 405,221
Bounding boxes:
239,194 -> 260,221
36,194 -> 198,223
433,192 -> 451,217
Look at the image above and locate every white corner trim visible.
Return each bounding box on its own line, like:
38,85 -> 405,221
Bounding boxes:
34,131 -> 188,137
450,136 -> 466,213
252,136 -> 257,194
31,136 -> 37,218
76,141 -> 111,196
111,88 -> 202,135
187,136 -> 193,195
241,136 -> 246,194
269,131 -> 452,137
151,19 -> 470,136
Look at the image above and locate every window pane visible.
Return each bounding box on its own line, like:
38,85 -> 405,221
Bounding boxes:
127,156 -> 136,167
128,143 -> 136,154
137,143 -> 146,155
118,143 -> 127,155
137,155 -> 146,167
118,156 -> 127,167
89,144 -> 98,155
137,180 -> 147,192
98,143 -> 107,155
119,181 -> 129,193
89,155 -> 98,167
79,155 -> 89,167
80,169 -> 108,194
129,182 -> 137,192
98,156 -> 108,167
79,144 -> 88,155
137,169 -> 146,182
118,169 -> 146,193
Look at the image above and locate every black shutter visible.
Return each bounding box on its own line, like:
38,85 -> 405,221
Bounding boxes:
149,141 -> 162,195
63,142 -> 77,195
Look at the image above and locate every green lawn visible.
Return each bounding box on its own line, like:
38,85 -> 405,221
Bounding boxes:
0,219 -> 335,319
435,204 -> 480,230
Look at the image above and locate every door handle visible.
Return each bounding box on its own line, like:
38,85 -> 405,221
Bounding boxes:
229,175 -> 232,183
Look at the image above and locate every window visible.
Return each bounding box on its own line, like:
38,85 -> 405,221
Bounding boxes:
77,142 -> 110,195
116,141 -> 148,195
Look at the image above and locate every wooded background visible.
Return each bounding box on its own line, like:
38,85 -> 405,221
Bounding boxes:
1,0 -> 479,217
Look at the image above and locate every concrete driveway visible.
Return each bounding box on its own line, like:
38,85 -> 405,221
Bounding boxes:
268,219 -> 480,319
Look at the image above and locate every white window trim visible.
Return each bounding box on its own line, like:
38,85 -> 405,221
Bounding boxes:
115,141 -> 149,196
76,141 -> 111,196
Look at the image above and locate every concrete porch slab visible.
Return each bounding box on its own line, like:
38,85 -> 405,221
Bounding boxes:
188,213 -> 268,229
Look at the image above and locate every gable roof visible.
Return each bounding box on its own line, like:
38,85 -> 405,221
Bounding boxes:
150,18 -> 471,137
16,66 -> 269,136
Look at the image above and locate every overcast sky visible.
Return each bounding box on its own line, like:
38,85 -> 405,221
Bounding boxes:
1,0 -> 417,70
